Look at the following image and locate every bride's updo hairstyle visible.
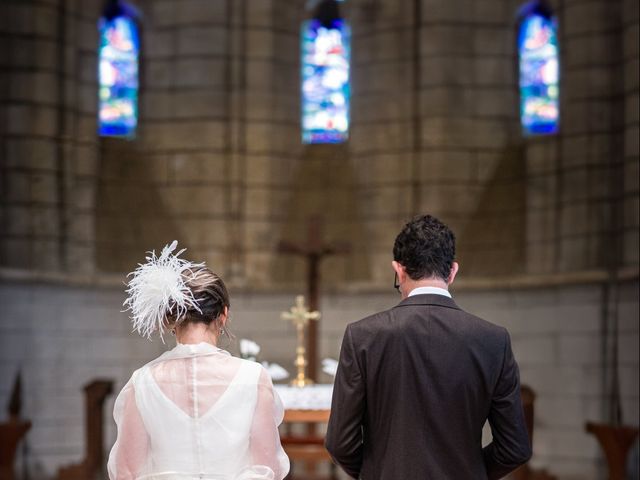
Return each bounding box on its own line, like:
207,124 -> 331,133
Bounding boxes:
124,241 -> 231,341
167,266 -> 231,336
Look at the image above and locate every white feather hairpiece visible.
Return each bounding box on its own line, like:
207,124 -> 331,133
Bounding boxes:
123,240 -> 204,341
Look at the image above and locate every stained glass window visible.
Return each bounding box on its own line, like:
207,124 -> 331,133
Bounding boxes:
98,15 -> 139,137
518,10 -> 559,135
301,18 -> 350,144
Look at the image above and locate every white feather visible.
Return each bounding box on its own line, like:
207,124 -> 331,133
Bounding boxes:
123,240 -> 204,341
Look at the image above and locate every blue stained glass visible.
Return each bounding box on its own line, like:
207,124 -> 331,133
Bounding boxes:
518,13 -> 559,135
99,16 -> 139,137
302,19 -> 350,144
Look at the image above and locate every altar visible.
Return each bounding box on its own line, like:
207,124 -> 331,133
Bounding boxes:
275,384 -> 336,479
275,384 -> 333,412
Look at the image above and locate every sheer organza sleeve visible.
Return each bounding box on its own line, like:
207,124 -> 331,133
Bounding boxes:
247,367 -> 290,480
107,374 -> 149,480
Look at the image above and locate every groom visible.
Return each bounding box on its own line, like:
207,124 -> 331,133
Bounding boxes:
325,215 -> 532,479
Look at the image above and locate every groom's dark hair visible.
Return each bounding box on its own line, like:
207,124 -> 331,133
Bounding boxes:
393,215 -> 456,281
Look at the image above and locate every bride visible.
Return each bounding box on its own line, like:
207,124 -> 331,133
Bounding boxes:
107,242 -> 290,480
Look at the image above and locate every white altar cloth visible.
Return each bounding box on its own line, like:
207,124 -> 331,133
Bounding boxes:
274,384 -> 334,410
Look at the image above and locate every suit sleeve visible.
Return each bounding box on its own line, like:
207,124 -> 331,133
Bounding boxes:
325,324 -> 365,479
483,329 -> 533,480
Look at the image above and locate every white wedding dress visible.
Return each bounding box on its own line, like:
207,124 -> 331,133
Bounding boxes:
107,342 -> 290,480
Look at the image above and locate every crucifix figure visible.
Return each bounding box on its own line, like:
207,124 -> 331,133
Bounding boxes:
278,216 -> 350,381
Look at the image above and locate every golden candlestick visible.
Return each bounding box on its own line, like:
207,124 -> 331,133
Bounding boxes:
281,295 -> 320,388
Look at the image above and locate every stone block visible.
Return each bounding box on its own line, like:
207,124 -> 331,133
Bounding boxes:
623,230 -> 639,264
31,239 -> 61,271
419,150 -> 475,183
161,185 -> 226,216
247,29 -> 274,59
624,22 -> 639,57
526,207 -> 556,244
177,27 -> 227,56
369,30 -> 403,63
511,335 -> 556,365
173,58 -> 226,88
473,26 -> 512,56
144,30 -> 174,59
421,0 -> 474,22
557,334 -> 601,366
0,238 -> 30,269
560,201 -> 590,237
473,118 -> 511,149
68,214 -> 94,243
176,90 -> 228,119
0,4 -> 33,35
78,53 -> 98,85
141,121 -> 225,151
564,67 -> 614,100
558,236 -> 591,271
565,1 -> 620,36
562,101 -> 590,136
6,105 -> 57,137
9,72 -> 58,104
178,0 -> 227,25
170,153 -> 227,183
30,172 -> 58,204
79,18 -> 98,49
5,170 -> 31,202
626,91 -> 640,124
144,60 -> 174,88
5,138 -> 57,170
420,55 -> 473,88
150,0 -> 225,27
624,55 -> 639,92
420,86 -> 475,117
623,0 -> 639,21
79,84 -> 98,114
4,206 -> 31,236
624,159 -> 639,194
72,181 -> 96,212
421,26 -> 474,56
475,87 -> 517,117
30,207 -> 60,236
624,195 -> 639,228
246,59 -> 274,91
421,117 -> 475,148
351,119 -> 411,153
625,124 -> 640,157
246,0 -> 274,27
473,0 -> 509,24
474,56 -> 514,86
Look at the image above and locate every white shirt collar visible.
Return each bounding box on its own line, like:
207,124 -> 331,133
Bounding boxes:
408,286 -> 452,298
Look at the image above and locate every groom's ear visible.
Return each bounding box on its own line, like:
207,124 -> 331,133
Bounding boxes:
392,260 -> 404,279
447,262 -> 460,286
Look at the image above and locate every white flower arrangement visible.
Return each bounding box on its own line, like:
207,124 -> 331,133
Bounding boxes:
239,339 -> 261,361
322,358 -> 339,377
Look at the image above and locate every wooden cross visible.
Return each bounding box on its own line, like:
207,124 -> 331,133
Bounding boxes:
278,216 -> 350,381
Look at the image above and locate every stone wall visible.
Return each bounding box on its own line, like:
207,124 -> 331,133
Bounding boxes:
0,0 -> 105,272
3,0 -> 636,286
0,277 -> 637,479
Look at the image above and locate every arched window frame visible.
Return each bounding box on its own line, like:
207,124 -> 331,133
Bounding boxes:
516,1 -> 560,136
98,0 -> 141,138
301,1 -> 351,144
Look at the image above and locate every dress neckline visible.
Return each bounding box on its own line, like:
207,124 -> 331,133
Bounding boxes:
173,341 -> 230,356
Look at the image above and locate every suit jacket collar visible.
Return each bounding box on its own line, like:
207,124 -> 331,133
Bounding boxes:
395,293 -> 461,311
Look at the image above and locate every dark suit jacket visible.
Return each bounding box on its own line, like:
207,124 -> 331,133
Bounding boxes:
325,294 -> 532,480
